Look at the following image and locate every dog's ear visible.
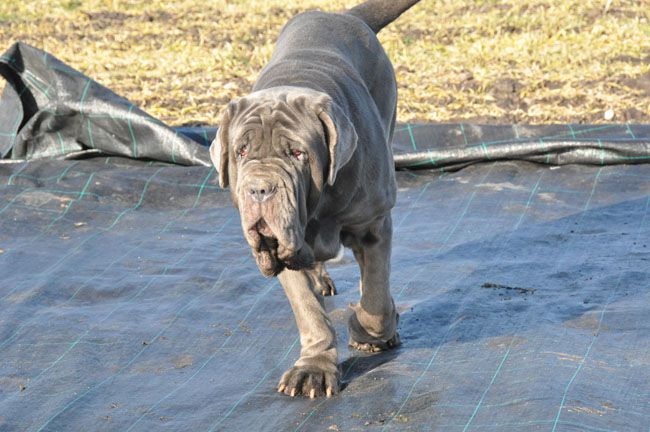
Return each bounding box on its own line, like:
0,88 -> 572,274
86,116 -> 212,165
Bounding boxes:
210,103 -> 234,188
317,99 -> 358,186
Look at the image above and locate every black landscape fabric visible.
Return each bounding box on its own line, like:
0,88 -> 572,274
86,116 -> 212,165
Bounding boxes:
1,42 -> 650,431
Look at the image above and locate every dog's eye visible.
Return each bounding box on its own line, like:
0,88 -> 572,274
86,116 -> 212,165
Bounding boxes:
290,149 -> 305,161
236,144 -> 249,159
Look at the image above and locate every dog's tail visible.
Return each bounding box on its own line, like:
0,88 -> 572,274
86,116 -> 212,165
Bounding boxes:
346,0 -> 421,33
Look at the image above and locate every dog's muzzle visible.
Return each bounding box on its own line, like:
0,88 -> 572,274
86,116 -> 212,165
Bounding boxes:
238,168 -> 314,276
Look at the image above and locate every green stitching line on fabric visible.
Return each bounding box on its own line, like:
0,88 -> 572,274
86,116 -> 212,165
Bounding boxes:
584,167 -> 602,212
394,123 -> 428,133
618,155 -> 650,160
292,389 -> 328,432
460,123 -> 469,147
79,78 -> 91,115
202,129 -> 210,146
57,162 -> 79,182
437,420 -> 615,431
23,71 -> 52,99
568,124 -> 577,140
428,154 -> 439,166
382,319 -> 462,431
598,139 -> 604,165
56,132 -> 65,155
6,163 -> 29,185
192,167 -> 216,207
8,116 -> 21,149
514,172 -> 543,230
43,173 -> 95,233
481,142 -> 491,159
462,341 -> 514,432
406,153 -> 439,168
470,124 -> 620,149
539,138 -> 551,164
550,124 -> 616,140
127,104 -> 137,158
0,187 -> 34,214
86,118 -> 95,148
407,122 -> 417,151
107,168 -> 162,229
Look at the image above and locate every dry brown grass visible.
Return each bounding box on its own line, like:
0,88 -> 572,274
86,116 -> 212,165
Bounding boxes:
1,0 -> 649,125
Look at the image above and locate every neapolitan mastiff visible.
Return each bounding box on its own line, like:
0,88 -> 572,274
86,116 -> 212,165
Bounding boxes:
210,0 -> 421,398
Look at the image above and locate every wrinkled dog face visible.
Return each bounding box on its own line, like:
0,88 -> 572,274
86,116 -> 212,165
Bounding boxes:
210,88 -> 357,277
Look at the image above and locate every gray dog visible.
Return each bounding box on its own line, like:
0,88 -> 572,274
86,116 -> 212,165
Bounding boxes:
210,0 -> 420,398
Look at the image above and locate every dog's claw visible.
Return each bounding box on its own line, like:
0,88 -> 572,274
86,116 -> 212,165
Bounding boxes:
320,274 -> 336,296
278,365 -> 339,399
321,286 -> 336,296
278,384 -> 286,393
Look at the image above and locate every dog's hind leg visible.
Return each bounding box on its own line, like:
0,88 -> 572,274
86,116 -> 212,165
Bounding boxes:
347,213 -> 400,352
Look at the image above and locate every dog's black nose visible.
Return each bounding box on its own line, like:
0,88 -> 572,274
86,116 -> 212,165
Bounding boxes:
248,179 -> 276,203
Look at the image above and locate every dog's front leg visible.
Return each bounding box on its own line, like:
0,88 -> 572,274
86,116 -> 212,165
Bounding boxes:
277,267 -> 339,398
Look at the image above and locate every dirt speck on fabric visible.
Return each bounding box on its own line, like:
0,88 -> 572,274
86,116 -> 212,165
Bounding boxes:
487,336 -> 528,349
481,282 -> 536,295
173,355 -> 194,369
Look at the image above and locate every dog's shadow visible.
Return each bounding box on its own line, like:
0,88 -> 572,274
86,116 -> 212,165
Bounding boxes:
338,348 -> 400,390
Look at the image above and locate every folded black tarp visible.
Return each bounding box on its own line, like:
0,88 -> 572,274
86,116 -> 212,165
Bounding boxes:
2,42 -> 650,170
0,42 -> 209,165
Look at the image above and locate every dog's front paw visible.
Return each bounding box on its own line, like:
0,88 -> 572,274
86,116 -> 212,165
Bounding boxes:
277,366 -> 339,398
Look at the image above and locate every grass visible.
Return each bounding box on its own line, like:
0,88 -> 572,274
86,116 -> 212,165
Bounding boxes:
0,0 -> 649,125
